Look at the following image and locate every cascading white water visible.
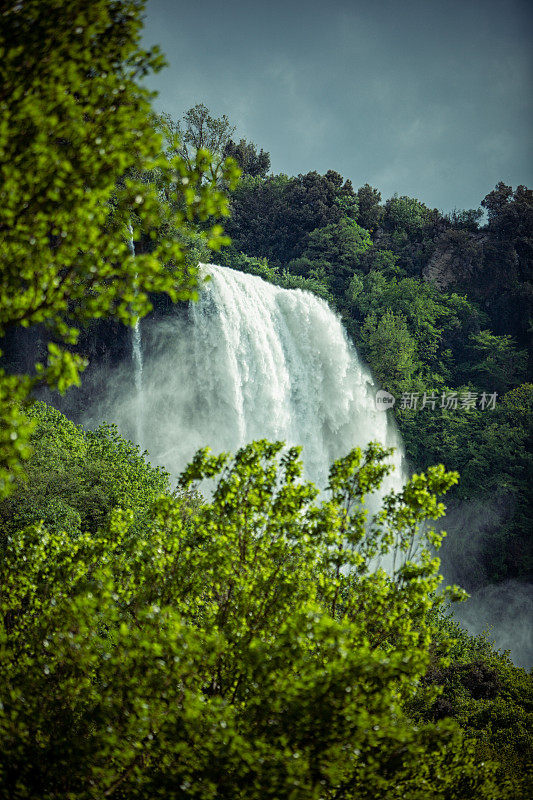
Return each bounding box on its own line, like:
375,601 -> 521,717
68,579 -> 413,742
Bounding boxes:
132,322 -> 143,446
127,264 -> 407,501
127,223 -> 144,449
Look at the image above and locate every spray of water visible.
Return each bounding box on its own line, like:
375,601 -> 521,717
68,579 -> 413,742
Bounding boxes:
127,222 -> 144,449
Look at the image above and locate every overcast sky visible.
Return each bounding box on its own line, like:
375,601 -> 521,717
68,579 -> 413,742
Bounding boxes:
141,0 -> 532,213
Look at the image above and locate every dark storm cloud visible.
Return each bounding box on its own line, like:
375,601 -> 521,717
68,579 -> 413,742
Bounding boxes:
141,0 -> 532,211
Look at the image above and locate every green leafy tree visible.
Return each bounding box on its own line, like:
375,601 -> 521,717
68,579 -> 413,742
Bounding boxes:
289,218 -> 372,294
372,194 -> 446,278
226,170 -> 358,265
356,183 -> 383,231
217,249 -> 335,303
481,182 -> 516,225
345,272 -> 484,381
161,103 -> 237,184
0,402 -> 170,540
445,208 -> 483,232
360,310 -> 420,389
463,330 -> 527,394
0,0 -> 238,496
224,173 -> 292,260
224,138 -> 271,178
356,246 -> 401,277
382,194 -> 436,234
479,183 -> 533,348
1,423 -> 506,799
411,612 -> 533,797
433,184 -> 532,348
397,384 -> 533,586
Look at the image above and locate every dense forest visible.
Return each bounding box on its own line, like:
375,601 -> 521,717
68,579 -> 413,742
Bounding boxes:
0,1 -> 531,798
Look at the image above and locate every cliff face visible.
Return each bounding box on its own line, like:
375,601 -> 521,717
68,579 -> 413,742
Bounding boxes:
0,324 -> 49,375
0,298 -> 191,425
0,319 -> 131,423
0,319 -> 131,378
423,246 -> 463,290
0,288 -> 187,379
423,230 -> 488,291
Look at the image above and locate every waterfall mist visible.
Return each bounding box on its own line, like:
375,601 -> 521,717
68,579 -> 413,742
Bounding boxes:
127,222 -> 144,449
454,580 -> 533,670
438,496 -> 533,668
131,321 -> 143,448
83,264 -> 405,501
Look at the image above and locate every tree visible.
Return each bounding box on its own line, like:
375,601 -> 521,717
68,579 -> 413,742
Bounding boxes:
289,218 -> 372,295
1,418 -> 505,799
481,183 -> 533,289
360,310 -> 420,389
481,181 -> 515,224
224,138 -> 271,178
356,247 -> 401,277
226,170 -> 358,265
0,402 -> 171,540
410,612 -> 533,797
0,1 -> 238,496
216,249 -> 335,303
223,173 -> 291,260
162,103 -> 237,183
346,272 -> 484,379
368,194 -> 447,278
463,330 -> 527,394
446,208 -> 483,232
382,194 -> 435,234
356,183 -> 383,231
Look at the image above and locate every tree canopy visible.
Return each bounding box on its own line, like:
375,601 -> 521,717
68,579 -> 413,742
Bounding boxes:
1,403 -> 530,797
159,103 -> 237,184
225,169 -> 358,265
0,402 -> 171,539
224,138 -> 271,178
2,404 -> 512,799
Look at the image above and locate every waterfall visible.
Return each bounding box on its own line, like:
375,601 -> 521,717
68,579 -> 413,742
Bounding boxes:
132,321 -> 143,446
127,223 -> 144,449
128,264 -> 406,500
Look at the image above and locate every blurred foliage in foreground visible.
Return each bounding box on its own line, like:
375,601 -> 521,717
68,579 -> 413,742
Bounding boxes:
0,0 -> 238,497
